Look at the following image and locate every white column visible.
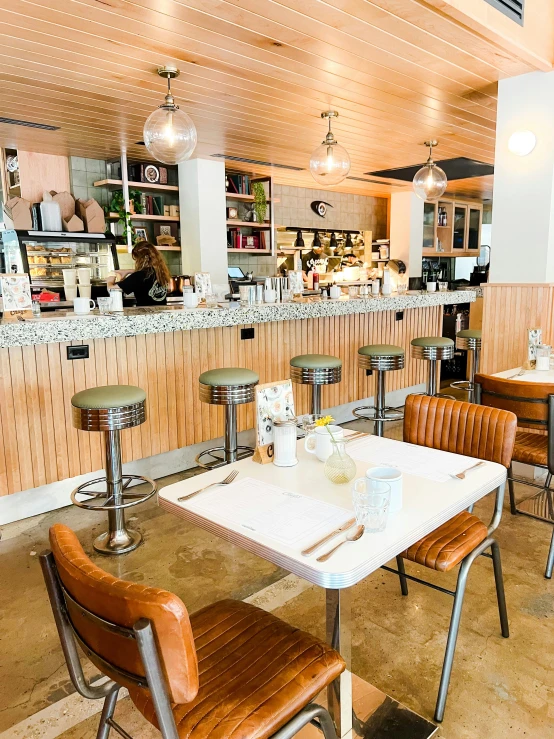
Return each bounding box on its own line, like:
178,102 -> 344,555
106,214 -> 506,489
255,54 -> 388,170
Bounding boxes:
490,70 -> 554,283
389,191 -> 424,277
178,158 -> 228,283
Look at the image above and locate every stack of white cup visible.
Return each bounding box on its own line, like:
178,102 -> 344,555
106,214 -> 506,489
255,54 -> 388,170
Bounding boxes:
77,268 -> 91,299
63,269 -> 78,301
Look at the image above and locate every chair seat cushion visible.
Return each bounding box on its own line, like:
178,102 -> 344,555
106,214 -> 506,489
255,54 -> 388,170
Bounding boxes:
199,368 -> 259,387
457,329 -> 482,340
400,511 -> 488,572
513,431 -> 548,467
411,336 -> 454,348
129,599 -> 345,739
358,344 -> 404,357
71,385 -> 146,410
290,354 -> 342,370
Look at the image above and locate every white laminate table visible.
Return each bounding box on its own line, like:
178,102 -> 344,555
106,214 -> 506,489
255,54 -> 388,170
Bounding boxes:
493,367 -> 554,382
159,437 -> 506,738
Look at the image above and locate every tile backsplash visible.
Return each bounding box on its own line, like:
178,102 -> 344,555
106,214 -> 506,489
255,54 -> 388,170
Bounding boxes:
69,157 -> 109,208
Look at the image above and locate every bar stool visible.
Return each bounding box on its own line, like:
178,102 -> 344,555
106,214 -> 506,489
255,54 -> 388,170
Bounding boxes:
451,329 -> 482,401
411,336 -> 455,398
290,354 -> 342,415
195,368 -> 259,469
353,344 -> 405,436
70,385 -> 157,555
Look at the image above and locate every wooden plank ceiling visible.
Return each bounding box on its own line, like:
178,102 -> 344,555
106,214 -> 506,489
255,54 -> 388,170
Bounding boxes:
0,0 -> 546,197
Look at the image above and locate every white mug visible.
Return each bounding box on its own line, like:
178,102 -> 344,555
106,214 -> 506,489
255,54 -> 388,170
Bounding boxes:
109,290 -> 124,312
329,285 -> 342,299
304,425 -> 344,462
183,292 -> 199,308
366,466 -> 402,512
73,297 -> 95,314
426,282 -> 437,292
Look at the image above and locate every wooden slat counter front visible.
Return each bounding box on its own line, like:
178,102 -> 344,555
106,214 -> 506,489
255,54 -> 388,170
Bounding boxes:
0,292 -> 474,498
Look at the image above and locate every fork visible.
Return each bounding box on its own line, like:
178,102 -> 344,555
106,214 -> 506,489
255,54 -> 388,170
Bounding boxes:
508,369 -> 526,379
177,470 -> 239,501
449,461 -> 485,480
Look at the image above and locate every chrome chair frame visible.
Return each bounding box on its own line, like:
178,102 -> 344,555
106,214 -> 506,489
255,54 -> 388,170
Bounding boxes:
411,343 -> 456,400
352,352 -> 404,437
290,365 -> 342,416
450,335 -> 481,402
40,551 -> 338,739
196,380 -> 257,469
475,383 -> 554,579
381,482 -> 509,723
71,400 -> 157,556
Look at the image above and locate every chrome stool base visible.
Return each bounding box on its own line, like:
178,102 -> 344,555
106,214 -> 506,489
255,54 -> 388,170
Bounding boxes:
93,527 -> 142,555
355,351 -> 405,436
450,380 -> 473,392
195,446 -> 254,470
352,405 -> 404,422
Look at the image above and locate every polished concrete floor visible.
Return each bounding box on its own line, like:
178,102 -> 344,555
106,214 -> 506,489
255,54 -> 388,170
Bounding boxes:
0,417 -> 553,739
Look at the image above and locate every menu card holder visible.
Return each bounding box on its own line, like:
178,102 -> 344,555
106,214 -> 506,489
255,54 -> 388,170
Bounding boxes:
0,273 -> 33,322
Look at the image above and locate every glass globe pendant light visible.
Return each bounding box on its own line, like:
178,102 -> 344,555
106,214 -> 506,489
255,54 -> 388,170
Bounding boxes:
309,111 -> 351,186
143,66 -> 197,165
412,140 -> 447,201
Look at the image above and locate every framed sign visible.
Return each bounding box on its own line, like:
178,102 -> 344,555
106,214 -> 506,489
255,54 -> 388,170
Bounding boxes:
194,272 -> 212,300
0,273 -> 33,321
252,380 -> 295,464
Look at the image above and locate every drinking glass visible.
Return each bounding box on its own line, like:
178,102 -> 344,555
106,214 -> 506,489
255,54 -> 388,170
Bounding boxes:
352,478 -> 391,532
97,296 -> 112,314
438,281 -> 448,292
281,289 -> 293,302
348,286 -> 359,299
205,293 -> 218,308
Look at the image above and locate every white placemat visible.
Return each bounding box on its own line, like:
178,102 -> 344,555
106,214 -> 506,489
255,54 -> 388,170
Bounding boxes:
185,477 -> 352,547
347,436 -> 476,483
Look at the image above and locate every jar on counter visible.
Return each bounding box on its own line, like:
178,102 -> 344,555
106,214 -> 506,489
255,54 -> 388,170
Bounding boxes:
273,418 -> 298,467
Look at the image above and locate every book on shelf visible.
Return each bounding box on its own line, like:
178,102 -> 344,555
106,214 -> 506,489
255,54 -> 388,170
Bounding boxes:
227,228 -> 262,250
226,174 -> 250,195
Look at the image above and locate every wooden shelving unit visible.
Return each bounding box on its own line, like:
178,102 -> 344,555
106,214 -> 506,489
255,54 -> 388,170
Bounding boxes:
94,179 -> 179,192
226,220 -> 273,228
107,213 -> 179,222
227,248 -> 272,254
225,192 -> 280,203
422,197 -> 482,255
226,173 -> 275,256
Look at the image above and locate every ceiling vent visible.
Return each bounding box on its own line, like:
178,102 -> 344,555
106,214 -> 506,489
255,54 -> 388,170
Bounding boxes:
366,157 -> 494,182
211,154 -> 304,171
0,117 -> 60,131
484,0 -> 524,24
347,176 -> 402,187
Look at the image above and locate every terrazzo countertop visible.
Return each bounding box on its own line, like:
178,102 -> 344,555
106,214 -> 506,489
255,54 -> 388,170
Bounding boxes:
0,290 -> 476,348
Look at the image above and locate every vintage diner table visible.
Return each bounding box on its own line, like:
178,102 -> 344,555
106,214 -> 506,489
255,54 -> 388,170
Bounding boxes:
159,435 -> 507,738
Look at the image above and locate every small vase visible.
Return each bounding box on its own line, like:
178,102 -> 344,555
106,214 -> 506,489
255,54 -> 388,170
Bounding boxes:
324,440 -> 357,485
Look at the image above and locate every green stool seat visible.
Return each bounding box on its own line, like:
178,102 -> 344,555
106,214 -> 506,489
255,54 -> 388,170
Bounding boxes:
411,336 -> 454,348
72,385 -> 146,410
290,354 -> 342,370
358,344 -> 404,357
457,329 -> 482,340
199,368 -> 259,387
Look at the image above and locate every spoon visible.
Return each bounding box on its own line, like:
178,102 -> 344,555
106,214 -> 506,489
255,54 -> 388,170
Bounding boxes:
316,525 -> 365,562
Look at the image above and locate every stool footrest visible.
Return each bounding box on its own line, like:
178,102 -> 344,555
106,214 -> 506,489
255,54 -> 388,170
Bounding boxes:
352,405 -> 404,422
450,380 -> 474,391
71,475 -> 157,511
195,446 -> 254,470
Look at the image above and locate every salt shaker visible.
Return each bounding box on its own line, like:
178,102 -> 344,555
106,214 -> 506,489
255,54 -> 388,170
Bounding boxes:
272,418 -> 298,467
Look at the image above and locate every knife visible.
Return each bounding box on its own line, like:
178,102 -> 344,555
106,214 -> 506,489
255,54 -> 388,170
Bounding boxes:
301,518 -> 357,557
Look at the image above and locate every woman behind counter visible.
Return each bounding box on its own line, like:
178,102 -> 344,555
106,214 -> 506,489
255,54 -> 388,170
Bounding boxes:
107,241 -> 171,306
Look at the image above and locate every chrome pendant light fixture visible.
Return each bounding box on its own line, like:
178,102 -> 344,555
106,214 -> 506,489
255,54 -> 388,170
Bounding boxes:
309,111 -> 351,186
143,66 -> 197,165
413,140 -> 447,201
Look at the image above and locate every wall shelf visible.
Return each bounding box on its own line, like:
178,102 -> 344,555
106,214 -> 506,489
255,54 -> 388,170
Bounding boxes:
227,248 -> 272,254
226,192 -> 279,203
107,213 -> 180,222
117,245 -> 181,252
227,220 -> 273,228
95,179 -> 179,192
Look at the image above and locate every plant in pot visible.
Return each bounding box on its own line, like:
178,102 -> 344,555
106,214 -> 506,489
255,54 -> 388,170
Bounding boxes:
251,181 -> 267,224
107,189 -> 144,244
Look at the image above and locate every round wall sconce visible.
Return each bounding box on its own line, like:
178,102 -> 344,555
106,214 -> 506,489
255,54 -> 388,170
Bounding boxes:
508,130 -> 536,157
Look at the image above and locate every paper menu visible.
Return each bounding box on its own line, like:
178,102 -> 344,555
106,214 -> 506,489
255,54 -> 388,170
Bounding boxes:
346,436 -> 477,483
185,477 -> 352,548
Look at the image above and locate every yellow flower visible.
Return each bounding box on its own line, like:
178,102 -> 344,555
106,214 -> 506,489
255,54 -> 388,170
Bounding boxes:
315,415 -> 334,427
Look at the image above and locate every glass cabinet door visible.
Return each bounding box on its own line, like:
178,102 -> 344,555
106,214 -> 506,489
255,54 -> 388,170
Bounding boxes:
453,205 -> 467,250
423,202 -> 436,249
467,208 -> 481,250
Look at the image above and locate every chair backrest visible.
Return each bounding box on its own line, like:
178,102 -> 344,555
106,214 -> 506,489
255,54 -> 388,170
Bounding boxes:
403,394 -> 516,468
48,524 -> 199,704
475,373 -> 554,432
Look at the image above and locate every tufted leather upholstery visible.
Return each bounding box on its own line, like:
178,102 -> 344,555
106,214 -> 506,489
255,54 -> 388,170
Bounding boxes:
403,394 -> 517,468
401,511 -> 488,572
514,431 -> 548,466
475,373 -> 554,432
129,599 -> 345,739
49,525 -> 345,739
50,524 -> 199,704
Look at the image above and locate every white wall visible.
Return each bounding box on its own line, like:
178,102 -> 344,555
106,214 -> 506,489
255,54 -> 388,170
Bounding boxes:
490,70 -> 554,283
389,191 -> 424,277
178,158 -> 228,283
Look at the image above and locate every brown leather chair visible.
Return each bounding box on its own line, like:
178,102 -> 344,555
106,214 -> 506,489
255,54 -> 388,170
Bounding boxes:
41,524 -> 345,739
381,394 -> 516,723
475,373 -> 554,581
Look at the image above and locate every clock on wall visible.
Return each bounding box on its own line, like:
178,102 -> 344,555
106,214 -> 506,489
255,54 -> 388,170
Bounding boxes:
311,200 -> 333,218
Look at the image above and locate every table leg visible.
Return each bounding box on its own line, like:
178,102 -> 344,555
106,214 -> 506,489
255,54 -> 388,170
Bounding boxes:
326,588 -> 352,738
